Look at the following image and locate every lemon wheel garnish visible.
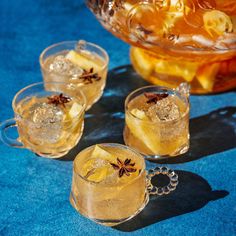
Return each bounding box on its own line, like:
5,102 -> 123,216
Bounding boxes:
81,159 -> 110,183
126,110 -> 160,154
81,145 -> 116,182
203,10 -> 233,36
92,145 -> 114,162
66,50 -> 102,71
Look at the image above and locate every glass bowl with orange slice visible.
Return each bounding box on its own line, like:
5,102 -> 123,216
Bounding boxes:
87,0 -> 236,94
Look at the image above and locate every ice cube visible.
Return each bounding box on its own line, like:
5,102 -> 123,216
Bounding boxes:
103,169 -> 119,185
68,67 -> 83,79
82,158 -> 117,183
29,103 -> 64,143
49,55 -> 72,74
49,55 -> 83,77
147,97 -> 180,121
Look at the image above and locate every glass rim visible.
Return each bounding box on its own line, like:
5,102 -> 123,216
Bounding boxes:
125,85 -> 190,123
73,143 -> 146,185
12,81 -> 87,120
39,40 -> 109,77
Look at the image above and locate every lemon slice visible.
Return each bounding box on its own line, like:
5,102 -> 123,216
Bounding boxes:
92,145 -> 114,162
203,10 -> 233,36
131,46 -> 199,82
130,108 -> 148,120
69,102 -> 83,118
81,159 -> 110,183
126,109 -> 160,154
154,59 -> 199,82
86,167 -> 108,182
196,63 -> 220,91
130,47 -> 155,78
65,50 -> 102,71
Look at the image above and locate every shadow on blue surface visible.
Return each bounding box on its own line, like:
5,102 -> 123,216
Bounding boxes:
58,65 -> 149,161
58,65 -> 236,162
114,170 -> 229,232
157,106 -> 236,164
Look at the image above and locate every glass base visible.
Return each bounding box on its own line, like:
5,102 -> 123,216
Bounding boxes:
144,143 -> 189,161
123,126 -> 189,160
69,191 -> 149,226
34,150 -> 69,158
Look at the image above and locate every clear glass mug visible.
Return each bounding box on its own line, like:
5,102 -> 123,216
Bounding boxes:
70,143 -> 178,226
124,83 -> 190,159
40,40 -> 109,110
0,82 -> 86,158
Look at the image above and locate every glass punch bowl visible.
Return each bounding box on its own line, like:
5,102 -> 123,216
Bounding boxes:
87,0 -> 236,94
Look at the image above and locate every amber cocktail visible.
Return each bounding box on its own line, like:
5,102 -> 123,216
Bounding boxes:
0,82 -> 86,158
124,84 -> 190,158
87,0 -> 236,93
40,40 -> 109,109
70,143 -> 178,226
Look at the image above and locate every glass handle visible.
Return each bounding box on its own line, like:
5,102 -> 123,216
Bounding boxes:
0,118 -> 23,148
147,167 -> 178,196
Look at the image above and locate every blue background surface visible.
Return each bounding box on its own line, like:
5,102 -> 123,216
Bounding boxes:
0,0 -> 236,235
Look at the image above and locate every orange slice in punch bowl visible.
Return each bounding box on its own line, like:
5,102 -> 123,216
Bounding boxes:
130,47 -> 157,79
203,10 -> 233,36
130,46 -> 199,86
196,62 -> 220,92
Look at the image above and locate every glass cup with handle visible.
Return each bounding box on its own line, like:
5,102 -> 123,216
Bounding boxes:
40,40 -> 109,110
0,82 -> 86,158
124,83 -> 190,159
70,143 -> 178,226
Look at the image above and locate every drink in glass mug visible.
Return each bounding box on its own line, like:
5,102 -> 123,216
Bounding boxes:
70,143 -> 178,226
0,82 -> 86,158
124,84 -> 190,158
40,40 -> 109,110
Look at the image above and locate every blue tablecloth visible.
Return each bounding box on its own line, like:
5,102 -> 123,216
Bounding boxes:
0,0 -> 235,235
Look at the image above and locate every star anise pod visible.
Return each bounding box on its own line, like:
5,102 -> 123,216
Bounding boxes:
47,93 -> 71,107
144,92 -> 169,104
110,158 -> 136,178
80,67 -> 101,84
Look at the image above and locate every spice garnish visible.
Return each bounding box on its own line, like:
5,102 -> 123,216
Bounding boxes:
47,93 -> 71,107
144,92 -> 169,104
80,67 -> 101,84
110,158 -> 137,178
84,168 -> 96,179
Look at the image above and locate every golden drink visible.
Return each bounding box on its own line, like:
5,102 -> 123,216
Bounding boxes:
70,144 -> 147,226
40,41 -> 109,109
16,92 -> 85,158
87,0 -> 236,93
124,86 -> 190,157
